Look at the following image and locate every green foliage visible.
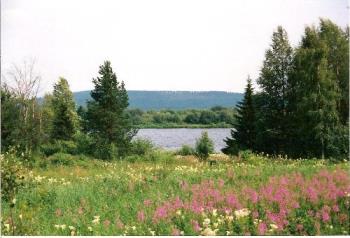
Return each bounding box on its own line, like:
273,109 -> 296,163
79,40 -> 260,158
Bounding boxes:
0,148 -> 26,201
176,144 -> 196,156
195,132 -> 214,161
86,61 -> 137,159
256,26 -> 293,154
40,140 -> 78,157
222,77 -> 256,155
51,78 -> 79,140
130,139 -> 154,156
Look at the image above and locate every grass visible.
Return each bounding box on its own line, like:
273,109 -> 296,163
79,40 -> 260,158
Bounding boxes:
1,152 -> 349,235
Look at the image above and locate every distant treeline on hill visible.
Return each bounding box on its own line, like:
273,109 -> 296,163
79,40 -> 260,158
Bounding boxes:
73,90 -> 243,110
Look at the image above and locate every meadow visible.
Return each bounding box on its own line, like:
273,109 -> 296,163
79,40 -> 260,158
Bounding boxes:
1,151 -> 349,236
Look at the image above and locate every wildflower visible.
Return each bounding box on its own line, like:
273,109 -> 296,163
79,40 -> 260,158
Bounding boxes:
212,209 -> 217,217
203,218 -> 211,227
234,208 -> 250,219
60,224 -> 66,230
258,222 -> 267,235
269,223 -> 278,231
226,215 -> 234,222
201,227 -> 217,236
12,198 -> 16,205
149,230 -> 156,236
19,214 -> 23,220
69,226 -> 75,230
137,210 -> 145,222
180,231 -> 184,235
176,210 -> 182,216
4,223 -> 10,232
131,226 -> 136,230
103,219 -> 111,228
226,231 -> 231,235
88,226 -> 93,232
191,220 -> 202,232
213,222 -> 218,228
92,216 -> 100,224
171,228 -> 180,236
54,225 -> 60,229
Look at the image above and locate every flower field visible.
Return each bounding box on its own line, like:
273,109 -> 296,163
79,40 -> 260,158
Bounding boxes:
1,153 -> 349,236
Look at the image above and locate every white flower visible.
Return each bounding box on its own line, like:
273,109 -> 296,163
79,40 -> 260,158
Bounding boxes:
4,223 -> 10,231
269,223 -> 278,230
234,208 -> 250,219
201,227 -> 216,236
92,216 -> 100,224
180,231 -> 184,235
226,231 -> 231,235
88,226 -> 93,232
19,214 -> 23,220
212,209 -> 217,217
176,210 -> 182,216
203,218 -> 211,227
60,224 -> 66,230
54,225 -> 60,229
69,226 -> 75,230
131,226 -> 136,230
12,198 -> 16,204
150,230 -> 156,236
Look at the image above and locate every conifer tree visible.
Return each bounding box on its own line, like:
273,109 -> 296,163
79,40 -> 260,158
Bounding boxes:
222,76 -> 256,155
256,26 -> 293,154
51,77 -> 79,140
86,61 -> 136,159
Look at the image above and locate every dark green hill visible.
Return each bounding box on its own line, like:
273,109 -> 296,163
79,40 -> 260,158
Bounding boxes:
73,90 -> 242,110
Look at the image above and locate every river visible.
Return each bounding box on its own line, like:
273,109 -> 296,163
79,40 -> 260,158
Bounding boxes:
135,128 -> 232,152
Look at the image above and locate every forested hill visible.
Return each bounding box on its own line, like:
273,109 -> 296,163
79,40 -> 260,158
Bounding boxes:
73,90 -> 243,110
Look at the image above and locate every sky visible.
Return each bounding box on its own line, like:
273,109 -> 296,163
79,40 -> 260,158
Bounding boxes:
1,0 -> 348,95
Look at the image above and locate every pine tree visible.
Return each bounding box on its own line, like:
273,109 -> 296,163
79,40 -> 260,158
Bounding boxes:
51,77 -> 79,140
86,61 -> 137,159
222,76 -> 256,155
256,26 -> 293,154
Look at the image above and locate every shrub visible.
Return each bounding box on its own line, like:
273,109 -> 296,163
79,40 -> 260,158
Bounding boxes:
40,140 -> 77,156
195,131 -> 214,161
130,138 -> 154,156
73,132 -> 94,155
93,141 -> 119,160
176,144 -> 195,156
0,148 -> 26,201
46,153 -> 77,166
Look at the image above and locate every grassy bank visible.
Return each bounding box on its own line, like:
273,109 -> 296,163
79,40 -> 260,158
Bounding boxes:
1,153 -> 349,235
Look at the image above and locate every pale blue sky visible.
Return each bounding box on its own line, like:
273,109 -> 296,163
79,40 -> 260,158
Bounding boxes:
2,0 -> 348,95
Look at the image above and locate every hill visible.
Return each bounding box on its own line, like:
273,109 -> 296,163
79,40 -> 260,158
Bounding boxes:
73,90 -> 242,110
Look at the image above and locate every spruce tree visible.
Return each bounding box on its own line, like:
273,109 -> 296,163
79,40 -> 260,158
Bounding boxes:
86,61 -> 136,159
256,26 -> 293,154
222,76 -> 256,155
51,77 -> 79,140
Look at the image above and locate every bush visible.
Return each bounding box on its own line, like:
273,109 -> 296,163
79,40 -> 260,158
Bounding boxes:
73,132 -> 94,155
40,140 -> 77,156
46,153 -> 77,166
93,141 -> 119,160
130,138 -> 154,156
195,131 -> 214,161
176,144 -> 195,156
0,148 -> 26,201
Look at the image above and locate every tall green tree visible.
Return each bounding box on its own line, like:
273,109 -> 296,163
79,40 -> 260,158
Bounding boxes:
292,26 -> 343,159
51,77 -> 79,140
318,19 -> 349,125
256,26 -> 293,154
222,76 -> 256,155
86,61 -> 136,159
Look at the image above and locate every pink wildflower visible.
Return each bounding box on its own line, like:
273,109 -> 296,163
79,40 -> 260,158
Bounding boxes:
191,220 -> 201,232
143,199 -> 152,207
257,222 -> 267,235
137,210 -> 145,222
103,219 -> 111,228
171,228 -> 181,236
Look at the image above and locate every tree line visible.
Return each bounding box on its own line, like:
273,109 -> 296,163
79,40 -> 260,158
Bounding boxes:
2,61 -> 136,160
223,19 -> 349,159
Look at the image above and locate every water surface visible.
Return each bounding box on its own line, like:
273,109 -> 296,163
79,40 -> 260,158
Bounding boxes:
135,128 -> 232,152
